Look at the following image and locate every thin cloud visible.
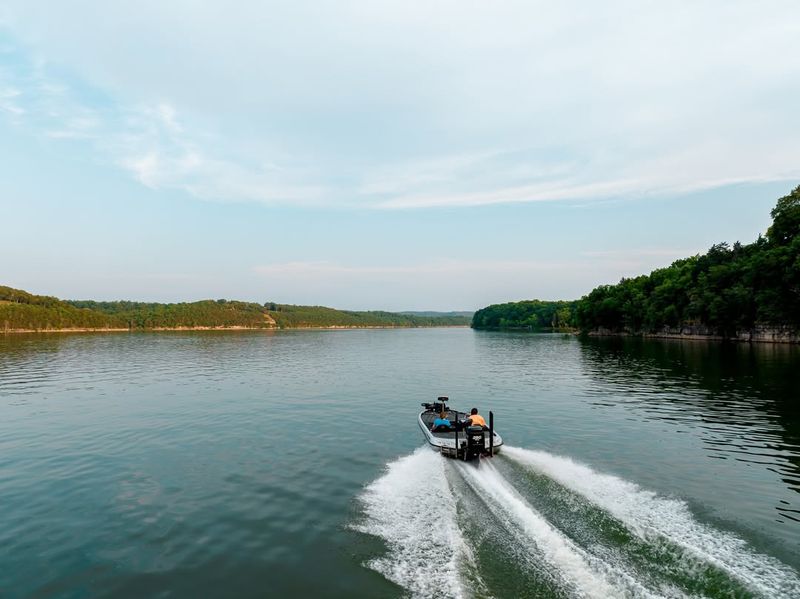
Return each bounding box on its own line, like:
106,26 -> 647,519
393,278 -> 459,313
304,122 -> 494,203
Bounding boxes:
581,249 -> 702,259
375,178 -> 646,209
374,168 -> 800,210
0,85 -> 23,115
253,259 -> 572,278
2,3 -> 799,209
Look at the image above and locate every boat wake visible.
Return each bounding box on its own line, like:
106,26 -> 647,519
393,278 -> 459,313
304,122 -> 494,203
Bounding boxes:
355,446 -> 800,598
353,447 -> 481,599
502,447 -> 800,598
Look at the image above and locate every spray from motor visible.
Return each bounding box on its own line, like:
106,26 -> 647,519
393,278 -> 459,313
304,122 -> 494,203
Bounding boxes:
503,446 -> 800,598
356,446 -> 800,599
353,448 -> 479,599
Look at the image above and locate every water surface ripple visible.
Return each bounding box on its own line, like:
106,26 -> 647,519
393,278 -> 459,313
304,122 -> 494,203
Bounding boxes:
1,330 -> 798,597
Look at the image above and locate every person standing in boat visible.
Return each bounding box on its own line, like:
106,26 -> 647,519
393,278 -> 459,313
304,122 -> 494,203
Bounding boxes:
465,408 -> 487,428
431,411 -> 452,431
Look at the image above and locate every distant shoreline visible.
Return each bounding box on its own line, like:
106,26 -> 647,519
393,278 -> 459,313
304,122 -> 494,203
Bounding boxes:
1,285 -> 473,331
1,324 -> 470,334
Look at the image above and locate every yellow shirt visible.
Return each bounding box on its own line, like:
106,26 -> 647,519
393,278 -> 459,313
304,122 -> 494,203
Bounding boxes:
468,414 -> 486,427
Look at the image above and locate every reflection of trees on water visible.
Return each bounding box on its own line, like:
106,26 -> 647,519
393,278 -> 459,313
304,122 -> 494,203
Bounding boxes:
579,336 -> 800,523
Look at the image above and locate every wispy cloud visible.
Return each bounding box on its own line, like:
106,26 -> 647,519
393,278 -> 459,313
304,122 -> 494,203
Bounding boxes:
0,54 -> 324,204
45,114 -> 100,139
251,255 -> 678,280
0,39 -> 325,203
581,248 -> 702,259
111,103 -> 325,203
253,259 -> 571,278
1,2 -> 799,209
0,85 -> 23,116
375,178 -> 646,209
370,149 -> 800,210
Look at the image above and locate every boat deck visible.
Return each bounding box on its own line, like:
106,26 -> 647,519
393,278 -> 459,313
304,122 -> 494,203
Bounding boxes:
419,410 -> 502,445
420,410 -> 468,438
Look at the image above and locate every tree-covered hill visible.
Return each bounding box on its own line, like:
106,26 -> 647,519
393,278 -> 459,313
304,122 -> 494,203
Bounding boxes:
471,300 -> 577,330
573,186 -> 800,336
1,287 -> 471,331
0,286 -> 122,331
399,311 -> 474,318
67,299 -> 276,329
268,305 -> 470,328
471,185 -> 800,340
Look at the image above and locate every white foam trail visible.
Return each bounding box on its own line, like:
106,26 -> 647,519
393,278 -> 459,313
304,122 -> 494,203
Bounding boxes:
456,460 -> 662,598
504,446 -> 800,598
355,448 -> 478,599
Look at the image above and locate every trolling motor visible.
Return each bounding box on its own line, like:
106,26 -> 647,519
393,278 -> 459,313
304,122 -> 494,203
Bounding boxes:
421,396 -> 449,413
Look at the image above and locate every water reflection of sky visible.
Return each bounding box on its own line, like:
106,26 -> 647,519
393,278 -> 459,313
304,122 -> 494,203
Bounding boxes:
577,338 -> 800,526
2,329 -> 799,584
469,332 -> 799,564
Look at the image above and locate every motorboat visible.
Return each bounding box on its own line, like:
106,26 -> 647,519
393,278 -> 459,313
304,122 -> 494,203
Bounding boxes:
418,396 -> 503,461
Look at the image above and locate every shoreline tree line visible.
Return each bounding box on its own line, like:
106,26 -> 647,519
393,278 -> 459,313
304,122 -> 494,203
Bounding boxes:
0,290 -> 471,331
472,186 -> 800,336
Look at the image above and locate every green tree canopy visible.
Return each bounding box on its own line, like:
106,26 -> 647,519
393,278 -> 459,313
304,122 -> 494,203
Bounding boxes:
572,186 -> 800,335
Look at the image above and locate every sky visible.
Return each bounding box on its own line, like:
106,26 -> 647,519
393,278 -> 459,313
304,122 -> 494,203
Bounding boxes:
1,1 -> 799,311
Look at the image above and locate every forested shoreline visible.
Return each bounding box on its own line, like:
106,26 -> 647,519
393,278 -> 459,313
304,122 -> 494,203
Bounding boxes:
472,186 -> 800,342
471,300 -> 577,331
7,186 -> 798,338
0,287 -> 471,332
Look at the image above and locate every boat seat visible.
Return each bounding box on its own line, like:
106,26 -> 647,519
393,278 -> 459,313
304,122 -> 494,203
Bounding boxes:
431,424 -> 454,433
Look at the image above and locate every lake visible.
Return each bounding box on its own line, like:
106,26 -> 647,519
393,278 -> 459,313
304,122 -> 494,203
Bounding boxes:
1,328 -> 798,598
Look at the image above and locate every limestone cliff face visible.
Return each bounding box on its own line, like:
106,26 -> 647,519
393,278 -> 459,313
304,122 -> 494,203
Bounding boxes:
734,326 -> 799,343
589,325 -> 800,344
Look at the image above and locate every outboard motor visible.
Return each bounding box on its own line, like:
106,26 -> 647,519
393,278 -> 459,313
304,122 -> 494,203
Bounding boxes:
464,425 -> 486,461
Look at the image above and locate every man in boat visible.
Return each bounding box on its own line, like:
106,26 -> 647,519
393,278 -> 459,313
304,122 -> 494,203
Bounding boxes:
465,408 -> 487,428
431,411 -> 452,432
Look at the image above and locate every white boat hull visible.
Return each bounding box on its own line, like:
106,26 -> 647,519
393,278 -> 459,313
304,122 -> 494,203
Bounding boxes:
418,411 -> 503,456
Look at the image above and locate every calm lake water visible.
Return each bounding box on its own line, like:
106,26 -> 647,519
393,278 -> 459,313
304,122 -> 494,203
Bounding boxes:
1,329 -> 798,598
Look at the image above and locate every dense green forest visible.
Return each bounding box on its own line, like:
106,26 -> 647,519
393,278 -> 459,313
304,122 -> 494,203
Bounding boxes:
472,185 -> 800,337
399,311 -> 474,318
574,186 -> 800,335
0,286 -> 122,330
471,300 -> 576,330
264,305 -> 470,328
67,299 -> 276,329
1,287 -> 471,331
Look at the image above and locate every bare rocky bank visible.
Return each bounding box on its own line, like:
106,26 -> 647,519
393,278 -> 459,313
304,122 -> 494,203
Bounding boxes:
588,325 -> 799,344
